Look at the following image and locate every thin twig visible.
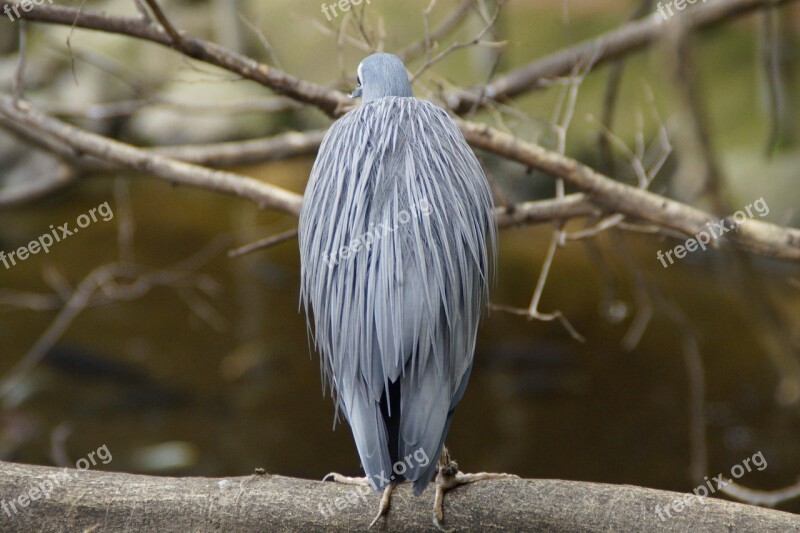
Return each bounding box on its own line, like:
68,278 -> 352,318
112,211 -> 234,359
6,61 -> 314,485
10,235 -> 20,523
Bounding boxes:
397,0 -> 473,63
12,21 -> 27,105
759,6 -> 784,158
237,12 -> 283,68
410,0 -> 507,83
227,228 -> 298,258
131,0 -> 151,21
142,0 -> 183,45
0,95 -> 303,214
721,480 -> 800,507
445,0 -> 796,113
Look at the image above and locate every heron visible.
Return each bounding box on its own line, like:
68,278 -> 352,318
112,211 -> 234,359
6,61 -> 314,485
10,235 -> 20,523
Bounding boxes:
299,52 -> 514,529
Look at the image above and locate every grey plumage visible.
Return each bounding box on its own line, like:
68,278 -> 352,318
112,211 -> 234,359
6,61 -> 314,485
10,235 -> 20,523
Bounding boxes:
299,53 -> 496,495
350,53 -> 413,101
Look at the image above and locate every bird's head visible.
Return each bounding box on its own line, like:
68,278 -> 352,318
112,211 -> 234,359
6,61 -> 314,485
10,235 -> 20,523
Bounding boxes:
350,53 -> 413,102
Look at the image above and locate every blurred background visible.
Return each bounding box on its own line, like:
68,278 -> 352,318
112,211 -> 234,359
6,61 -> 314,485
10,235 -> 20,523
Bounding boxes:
1,0 -> 800,515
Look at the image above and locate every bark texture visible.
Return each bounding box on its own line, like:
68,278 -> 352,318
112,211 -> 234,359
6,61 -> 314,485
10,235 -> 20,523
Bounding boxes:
1,461 -> 799,532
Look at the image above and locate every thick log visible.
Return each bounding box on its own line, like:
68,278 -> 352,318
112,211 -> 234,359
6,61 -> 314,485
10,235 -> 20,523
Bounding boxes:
1,461 -> 799,531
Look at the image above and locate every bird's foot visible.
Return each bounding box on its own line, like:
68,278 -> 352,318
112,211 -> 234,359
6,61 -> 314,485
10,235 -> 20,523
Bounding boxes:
368,483 -> 396,529
433,448 -> 519,532
322,472 -> 372,486
322,473 -> 397,529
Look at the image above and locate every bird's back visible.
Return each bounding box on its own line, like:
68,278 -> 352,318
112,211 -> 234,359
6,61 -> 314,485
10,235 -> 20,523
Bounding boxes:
299,96 -> 495,494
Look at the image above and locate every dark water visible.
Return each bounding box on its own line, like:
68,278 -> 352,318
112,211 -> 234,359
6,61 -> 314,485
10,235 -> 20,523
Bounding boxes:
1,163 -> 799,515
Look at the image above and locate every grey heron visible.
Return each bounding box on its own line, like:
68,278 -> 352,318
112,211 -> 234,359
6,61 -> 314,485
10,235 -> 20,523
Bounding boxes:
299,52 -> 513,529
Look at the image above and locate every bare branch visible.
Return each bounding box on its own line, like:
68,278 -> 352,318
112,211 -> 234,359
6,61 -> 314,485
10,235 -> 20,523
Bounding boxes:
12,21 -> 27,104
396,0 -> 473,63
410,0 -> 507,84
131,0 -> 151,21
664,17 -> 728,213
758,6 -> 785,157
0,238 -> 228,400
0,164 -> 79,208
458,120 -> 800,261
142,0 -> 183,45
0,0 -> 351,117
445,0 -> 797,113
228,228 -> 298,258
722,479 -> 800,507
0,95 -> 303,214
151,130 -> 326,167
38,96 -> 300,120
494,194 -> 599,228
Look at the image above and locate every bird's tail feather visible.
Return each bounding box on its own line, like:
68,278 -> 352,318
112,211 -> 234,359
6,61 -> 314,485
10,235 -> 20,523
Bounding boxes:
341,379 -> 393,491
398,352 -> 451,495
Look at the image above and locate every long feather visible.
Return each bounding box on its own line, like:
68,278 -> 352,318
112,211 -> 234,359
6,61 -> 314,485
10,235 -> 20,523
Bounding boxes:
299,96 -> 496,492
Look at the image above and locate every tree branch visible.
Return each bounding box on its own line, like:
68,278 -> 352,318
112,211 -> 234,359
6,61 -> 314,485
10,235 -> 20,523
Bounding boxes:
0,95 -> 302,214
459,120 -> 800,261
4,93 -> 800,262
1,461 -> 799,532
2,1 -> 799,264
0,96 -> 607,231
445,0 -> 795,113
0,0 -> 350,117
150,130 -> 327,167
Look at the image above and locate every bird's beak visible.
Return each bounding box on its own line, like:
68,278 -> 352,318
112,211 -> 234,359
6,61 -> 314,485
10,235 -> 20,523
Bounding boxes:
350,84 -> 363,99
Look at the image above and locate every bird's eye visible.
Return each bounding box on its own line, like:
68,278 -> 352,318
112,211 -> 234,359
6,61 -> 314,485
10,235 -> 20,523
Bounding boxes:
350,74 -> 364,98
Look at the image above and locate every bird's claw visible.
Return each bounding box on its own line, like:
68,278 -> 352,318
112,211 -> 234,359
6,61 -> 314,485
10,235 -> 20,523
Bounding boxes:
367,483 -> 395,529
322,472 -> 371,486
432,449 -> 518,531
322,473 -> 397,529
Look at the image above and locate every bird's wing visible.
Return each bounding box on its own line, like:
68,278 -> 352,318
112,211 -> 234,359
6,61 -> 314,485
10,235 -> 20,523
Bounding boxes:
299,97 -> 495,490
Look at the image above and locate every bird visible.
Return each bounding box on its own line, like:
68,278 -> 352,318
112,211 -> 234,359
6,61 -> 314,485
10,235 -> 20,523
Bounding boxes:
299,52 -> 512,529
